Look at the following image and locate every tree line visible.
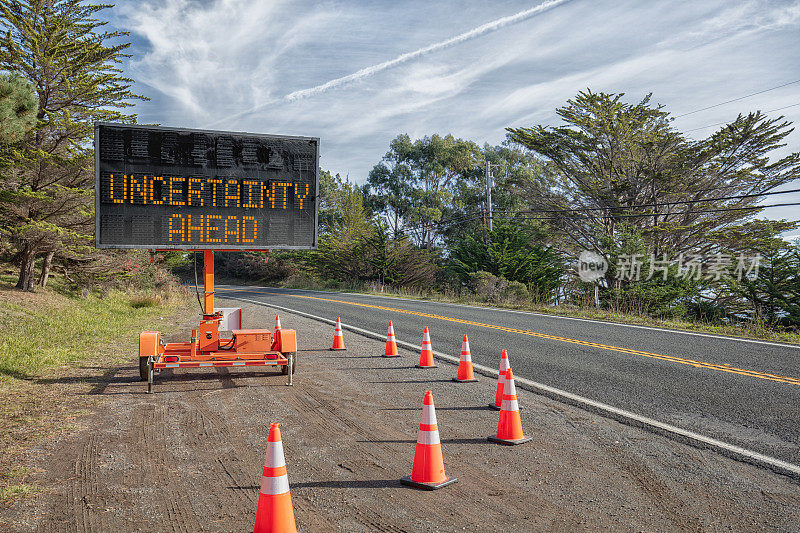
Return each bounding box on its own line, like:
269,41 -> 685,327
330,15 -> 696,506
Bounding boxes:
0,1 -> 797,330
219,92 -> 800,328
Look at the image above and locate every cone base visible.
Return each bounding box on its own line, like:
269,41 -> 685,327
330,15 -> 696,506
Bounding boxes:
330,347 -> 346,351
400,475 -> 458,490
489,403 -> 521,410
415,364 -> 437,368
452,377 -> 478,382
488,435 -> 532,446
383,353 -> 400,358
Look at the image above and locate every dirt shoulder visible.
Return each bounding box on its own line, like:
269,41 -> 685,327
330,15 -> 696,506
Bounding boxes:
2,299 -> 799,532
0,287 -> 194,508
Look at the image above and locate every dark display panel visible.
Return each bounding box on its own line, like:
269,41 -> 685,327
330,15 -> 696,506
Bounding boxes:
94,123 -> 318,249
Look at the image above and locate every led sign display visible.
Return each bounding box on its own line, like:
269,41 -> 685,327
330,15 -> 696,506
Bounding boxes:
95,123 -> 318,249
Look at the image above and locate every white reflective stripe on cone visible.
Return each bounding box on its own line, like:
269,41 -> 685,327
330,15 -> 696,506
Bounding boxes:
501,398 -> 519,412
500,358 -> 510,372
265,441 -> 286,468
421,404 -> 437,425
423,330 -> 430,342
461,352 -> 472,362
260,474 -> 290,496
504,378 -> 517,396
417,429 -> 441,445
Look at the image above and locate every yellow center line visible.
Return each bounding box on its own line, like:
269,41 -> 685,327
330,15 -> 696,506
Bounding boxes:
216,287 -> 800,386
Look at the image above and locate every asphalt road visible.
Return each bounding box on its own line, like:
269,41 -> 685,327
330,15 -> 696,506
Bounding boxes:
215,285 -> 800,465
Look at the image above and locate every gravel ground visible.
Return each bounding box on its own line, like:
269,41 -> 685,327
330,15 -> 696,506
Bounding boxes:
2,299 -> 799,532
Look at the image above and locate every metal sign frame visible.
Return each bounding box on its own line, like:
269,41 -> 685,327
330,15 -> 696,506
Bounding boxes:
94,122 -> 319,250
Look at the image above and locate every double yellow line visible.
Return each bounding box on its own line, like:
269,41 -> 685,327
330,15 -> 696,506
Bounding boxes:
218,288 -> 800,386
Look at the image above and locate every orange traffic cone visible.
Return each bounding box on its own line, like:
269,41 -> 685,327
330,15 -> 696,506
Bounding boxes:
416,327 -> 436,368
401,390 -> 457,490
488,369 -> 531,445
490,349 -> 511,410
331,317 -> 346,350
274,315 -> 282,337
384,321 -> 399,357
452,334 -> 478,382
253,423 -> 297,532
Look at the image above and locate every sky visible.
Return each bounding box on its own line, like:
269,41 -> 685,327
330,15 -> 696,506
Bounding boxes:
109,0 -> 800,238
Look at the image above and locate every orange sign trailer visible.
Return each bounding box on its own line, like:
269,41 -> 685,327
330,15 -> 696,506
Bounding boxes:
138,250 -> 296,393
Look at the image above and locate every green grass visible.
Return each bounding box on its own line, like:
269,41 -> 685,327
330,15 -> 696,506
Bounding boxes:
0,285 -> 189,380
129,294 -> 162,308
0,483 -> 35,501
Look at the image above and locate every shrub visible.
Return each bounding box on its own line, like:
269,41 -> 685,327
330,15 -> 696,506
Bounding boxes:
502,281 -> 530,304
468,271 -> 508,303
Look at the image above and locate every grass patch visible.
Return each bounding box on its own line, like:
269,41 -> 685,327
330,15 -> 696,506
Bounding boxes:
0,483 -> 35,501
0,286 -> 189,379
129,294 -> 162,308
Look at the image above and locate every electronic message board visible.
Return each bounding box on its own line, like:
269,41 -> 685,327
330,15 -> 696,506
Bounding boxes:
94,123 -> 318,249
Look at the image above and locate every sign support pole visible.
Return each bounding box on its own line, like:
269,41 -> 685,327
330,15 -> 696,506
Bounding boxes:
204,250 -> 214,314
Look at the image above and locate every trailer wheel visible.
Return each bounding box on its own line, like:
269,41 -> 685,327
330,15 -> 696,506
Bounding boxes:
139,357 -> 150,381
281,353 -> 296,375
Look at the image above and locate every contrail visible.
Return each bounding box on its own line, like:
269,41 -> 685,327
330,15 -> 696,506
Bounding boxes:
284,0 -> 570,101
210,0 -> 570,126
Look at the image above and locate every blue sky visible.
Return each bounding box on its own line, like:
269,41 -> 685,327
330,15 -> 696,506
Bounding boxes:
110,0 -> 800,237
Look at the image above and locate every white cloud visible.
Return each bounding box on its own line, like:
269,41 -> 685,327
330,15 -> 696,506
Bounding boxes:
117,0 -> 800,222
118,0 -> 337,121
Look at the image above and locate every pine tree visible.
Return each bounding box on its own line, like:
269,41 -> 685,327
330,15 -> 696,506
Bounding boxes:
0,0 -> 146,290
0,73 -> 36,147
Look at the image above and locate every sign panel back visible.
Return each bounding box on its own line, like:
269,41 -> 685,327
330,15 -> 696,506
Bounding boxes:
94,123 -> 319,249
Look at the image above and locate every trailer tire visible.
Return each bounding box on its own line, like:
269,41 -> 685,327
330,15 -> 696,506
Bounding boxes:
139,357 -> 150,381
281,353 -> 296,375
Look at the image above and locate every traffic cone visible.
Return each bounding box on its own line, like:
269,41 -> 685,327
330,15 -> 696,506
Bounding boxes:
331,317 -> 346,350
253,423 -> 297,532
401,390 -> 457,490
452,334 -> 478,382
488,369 -> 531,445
274,315 -> 282,337
490,349 -> 511,410
415,327 -> 436,368
384,321 -> 399,357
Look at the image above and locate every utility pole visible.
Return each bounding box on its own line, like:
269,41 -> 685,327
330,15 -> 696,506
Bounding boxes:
485,156 -> 494,232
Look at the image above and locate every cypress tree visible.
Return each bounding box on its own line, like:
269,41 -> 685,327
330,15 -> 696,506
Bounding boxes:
0,0 -> 146,290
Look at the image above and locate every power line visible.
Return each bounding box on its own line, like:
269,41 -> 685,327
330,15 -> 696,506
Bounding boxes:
674,79 -> 800,118
395,185 -> 800,232
396,199 -> 800,234
512,187 -> 800,216
488,201 -> 800,224
684,102 -> 800,133
412,187 -> 800,226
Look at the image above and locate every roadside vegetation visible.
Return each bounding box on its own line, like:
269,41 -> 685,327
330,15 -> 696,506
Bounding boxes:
205,95 -> 800,343
0,0 -> 797,353
0,268 -> 189,379
0,266 -> 192,504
